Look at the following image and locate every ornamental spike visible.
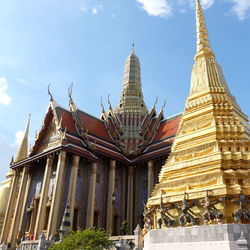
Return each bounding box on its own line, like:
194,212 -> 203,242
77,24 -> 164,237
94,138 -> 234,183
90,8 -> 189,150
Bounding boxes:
14,114 -> 31,162
195,0 -> 214,60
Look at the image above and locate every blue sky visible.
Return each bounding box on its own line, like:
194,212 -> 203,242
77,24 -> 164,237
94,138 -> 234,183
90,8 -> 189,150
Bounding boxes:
0,0 -> 250,182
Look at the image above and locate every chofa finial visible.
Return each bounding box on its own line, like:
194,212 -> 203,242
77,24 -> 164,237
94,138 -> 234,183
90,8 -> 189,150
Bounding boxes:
48,84 -> 53,102
153,97 -> 158,108
108,95 -> 112,109
68,82 -> 73,98
100,96 -> 105,113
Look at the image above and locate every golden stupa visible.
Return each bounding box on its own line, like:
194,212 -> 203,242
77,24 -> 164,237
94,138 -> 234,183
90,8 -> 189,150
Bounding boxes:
144,0 -> 250,232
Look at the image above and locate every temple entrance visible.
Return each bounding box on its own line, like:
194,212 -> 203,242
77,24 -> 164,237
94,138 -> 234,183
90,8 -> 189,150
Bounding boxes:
73,208 -> 78,231
43,206 -> 50,230
113,215 -> 119,235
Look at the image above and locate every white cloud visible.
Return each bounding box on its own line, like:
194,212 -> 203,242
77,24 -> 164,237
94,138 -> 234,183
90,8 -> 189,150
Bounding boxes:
0,77 -> 11,105
230,0 -> 250,20
136,0 -> 172,17
11,130 -> 25,147
92,5 -> 103,15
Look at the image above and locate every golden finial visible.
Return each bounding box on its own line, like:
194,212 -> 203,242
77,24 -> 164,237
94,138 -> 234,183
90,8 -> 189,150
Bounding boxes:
131,43 -> 135,54
195,0 -> 214,60
153,97 -> 158,108
100,96 -> 105,113
161,99 -> 166,111
68,83 -> 76,111
68,83 -> 73,98
48,84 -> 53,102
108,95 -> 112,110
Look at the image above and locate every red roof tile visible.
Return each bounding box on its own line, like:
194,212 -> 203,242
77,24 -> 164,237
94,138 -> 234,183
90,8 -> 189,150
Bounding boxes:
153,115 -> 181,141
76,110 -> 113,142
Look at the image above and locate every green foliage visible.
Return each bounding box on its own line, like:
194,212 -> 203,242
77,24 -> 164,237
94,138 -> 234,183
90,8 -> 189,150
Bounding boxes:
49,228 -> 114,250
119,220 -> 128,235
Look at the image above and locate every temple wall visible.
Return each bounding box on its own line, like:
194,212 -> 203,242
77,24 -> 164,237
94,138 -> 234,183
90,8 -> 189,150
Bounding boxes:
95,162 -> 105,227
113,165 -> 122,234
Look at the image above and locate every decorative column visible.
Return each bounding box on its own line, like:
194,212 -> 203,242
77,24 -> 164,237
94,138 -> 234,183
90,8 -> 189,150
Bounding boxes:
86,162 -> 97,228
106,160 -> 116,233
47,151 -> 67,239
18,169 -> 32,238
67,155 -> 80,228
147,161 -> 154,198
127,166 -> 134,235
34,155 -> 54,239
0,170 -> 20,244
9,166 -> 29,247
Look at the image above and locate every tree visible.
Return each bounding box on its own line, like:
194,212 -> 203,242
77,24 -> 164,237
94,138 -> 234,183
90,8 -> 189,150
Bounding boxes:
119,220 -> 128,235
49,228 -> 114,250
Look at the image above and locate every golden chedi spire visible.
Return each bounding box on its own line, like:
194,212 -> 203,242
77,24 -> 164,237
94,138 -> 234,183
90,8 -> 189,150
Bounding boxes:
14,114 -> 31,163
195,0 -> 214,60
145,0 -> 250,231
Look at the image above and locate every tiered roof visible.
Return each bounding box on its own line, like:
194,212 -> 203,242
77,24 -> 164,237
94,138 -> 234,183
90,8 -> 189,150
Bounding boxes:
11,99 -> 181,168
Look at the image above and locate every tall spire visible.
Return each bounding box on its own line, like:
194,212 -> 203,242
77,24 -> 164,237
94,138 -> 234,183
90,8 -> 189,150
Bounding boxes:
14,114 -> 31,163
195,0 -> 214,60
116,47 -> 147,115
189,0 -> 233,95
114,47 -> 148,153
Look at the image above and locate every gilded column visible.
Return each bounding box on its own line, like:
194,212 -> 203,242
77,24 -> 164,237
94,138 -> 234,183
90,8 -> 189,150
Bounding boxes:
86,162 -> 97,228
127,166 -> 134,234
47,151 -> 67,238
106,160 -> 116,233
147,160 -> 154,198
34,155 -> 54,239
9,166 -> 29,247
68,155 -> 80,228
17,169 -> 32,239
0,170 -> 20,244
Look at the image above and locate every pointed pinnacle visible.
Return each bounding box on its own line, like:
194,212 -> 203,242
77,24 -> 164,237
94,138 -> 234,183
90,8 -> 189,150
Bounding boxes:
195,0 -> 214,60
14,114 -> 31,162
48,84 -> 54,102
131,43 -> 135,54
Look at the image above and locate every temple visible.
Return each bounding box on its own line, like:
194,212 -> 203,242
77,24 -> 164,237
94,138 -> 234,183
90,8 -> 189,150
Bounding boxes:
144,0 -> 250,235
1,0 -> 249,248
0,45 -> 180,248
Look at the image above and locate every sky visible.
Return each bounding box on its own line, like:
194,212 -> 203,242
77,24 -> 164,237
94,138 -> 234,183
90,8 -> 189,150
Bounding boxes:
0,0 -> 250,182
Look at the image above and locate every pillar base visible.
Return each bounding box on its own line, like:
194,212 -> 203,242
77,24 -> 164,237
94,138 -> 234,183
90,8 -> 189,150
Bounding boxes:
144,224 -> 250,250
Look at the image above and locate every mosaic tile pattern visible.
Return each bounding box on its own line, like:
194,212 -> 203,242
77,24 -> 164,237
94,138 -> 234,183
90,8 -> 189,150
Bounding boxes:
95,163 -> 105,227
77,160 -> 91,228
